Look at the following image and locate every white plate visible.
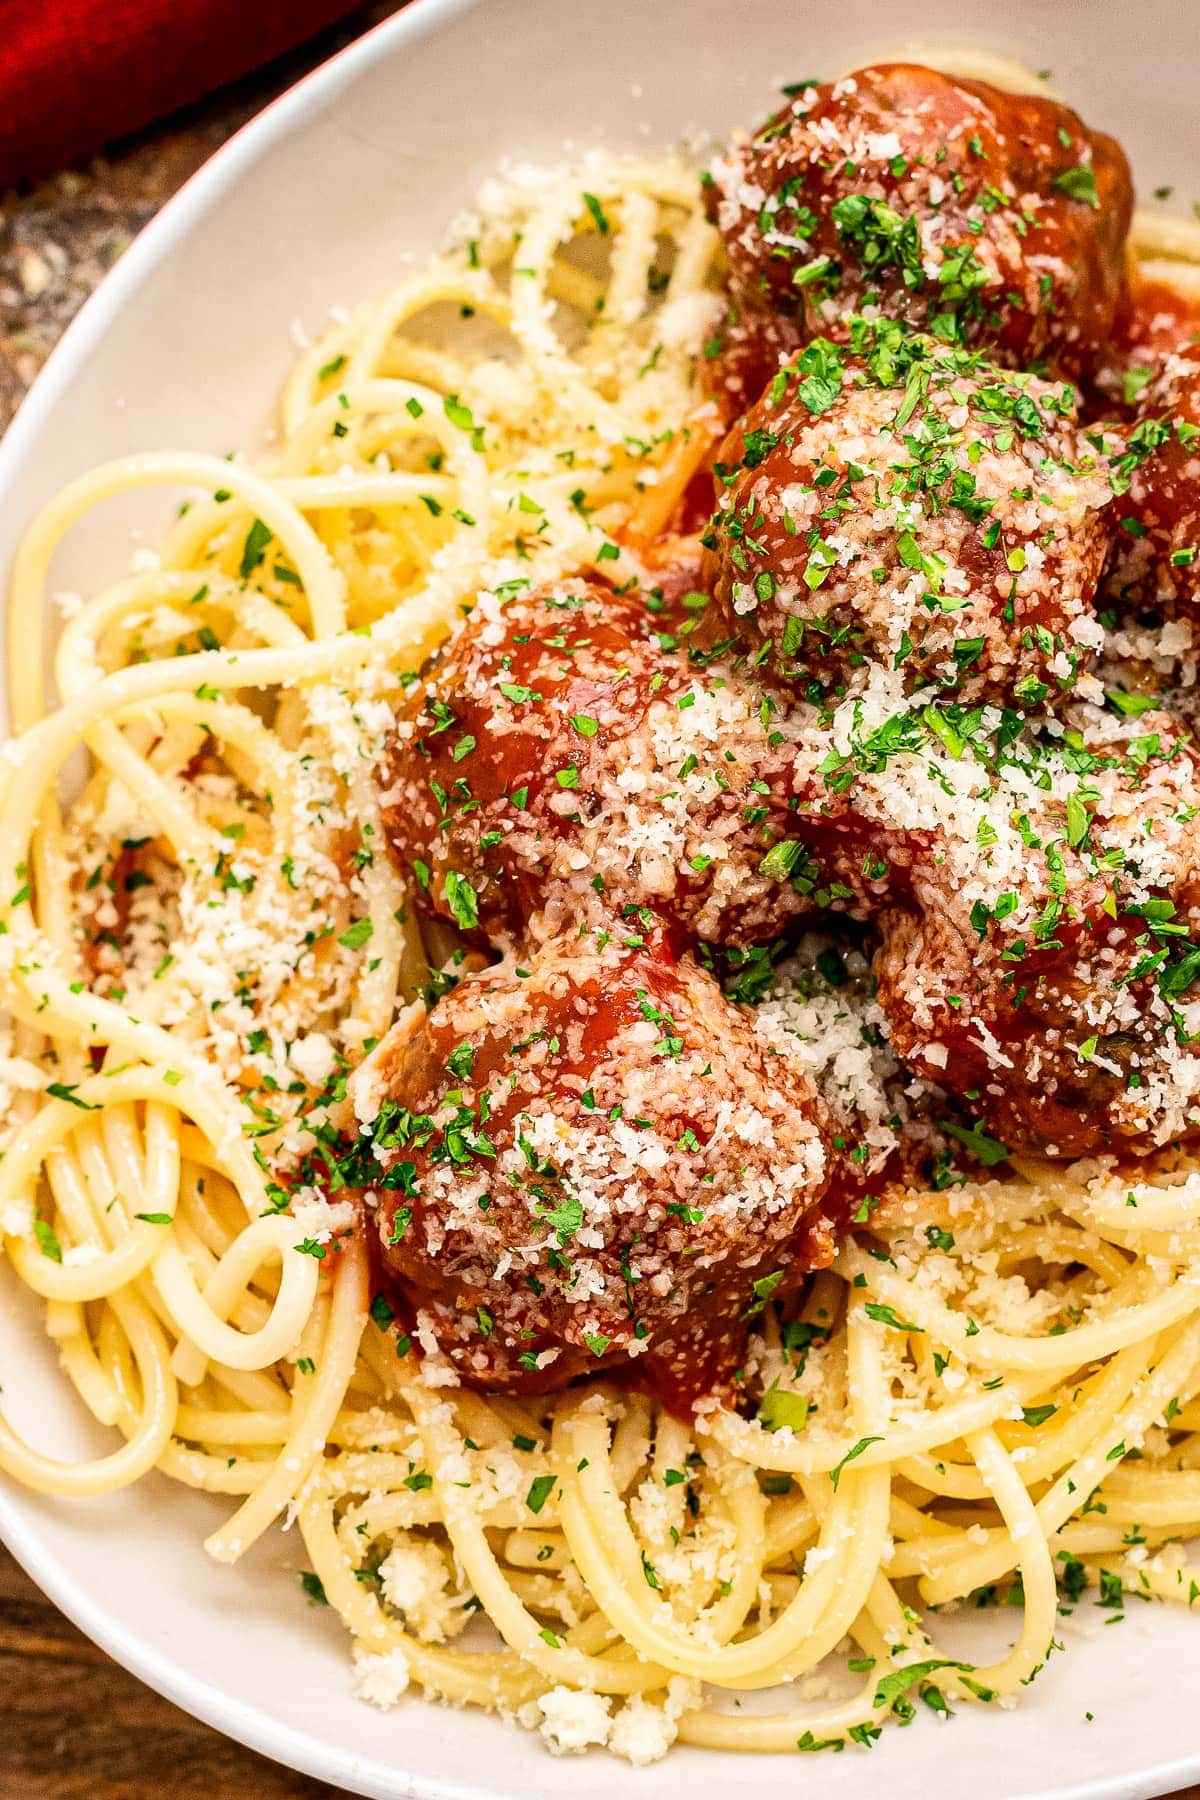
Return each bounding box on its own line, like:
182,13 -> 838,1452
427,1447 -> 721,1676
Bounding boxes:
1,1 -> 1199,1794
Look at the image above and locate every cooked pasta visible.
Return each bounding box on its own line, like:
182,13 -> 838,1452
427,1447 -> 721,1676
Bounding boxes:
4,58 -> 1200,1766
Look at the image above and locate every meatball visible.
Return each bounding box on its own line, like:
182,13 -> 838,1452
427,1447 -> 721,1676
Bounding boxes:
702,300 -> 805,426
872,705 -> 1200,1157
701,330 -> 1115,704
705,62 -> 1132,388
353,934 -> 836,1402
1099,281 -> 1200,618
1108,279 -> 1200,373
380,575 -> 866,949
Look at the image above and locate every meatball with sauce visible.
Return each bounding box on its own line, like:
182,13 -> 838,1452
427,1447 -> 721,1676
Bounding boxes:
1098,282 -> 1200,618
701,329 -> 1116,704
704,62 -> 1132,405
353,933 -> 836,1404
872,704 -> 1200,1158
380,575 -> 875,950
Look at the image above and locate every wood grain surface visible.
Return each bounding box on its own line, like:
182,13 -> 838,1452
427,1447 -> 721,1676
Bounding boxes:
0,1543 -> 344,1798
1,8 -> 1200,1798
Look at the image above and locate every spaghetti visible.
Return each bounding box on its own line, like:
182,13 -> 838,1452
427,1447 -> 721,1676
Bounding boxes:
4,64 -> 1200,1765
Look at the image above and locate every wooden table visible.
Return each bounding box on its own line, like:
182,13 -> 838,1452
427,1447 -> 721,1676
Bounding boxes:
1,11 -> 1199,1797
0,1545 -> 341,1798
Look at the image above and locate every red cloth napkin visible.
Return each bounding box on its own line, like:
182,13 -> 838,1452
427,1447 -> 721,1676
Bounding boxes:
0,0 -> 366,189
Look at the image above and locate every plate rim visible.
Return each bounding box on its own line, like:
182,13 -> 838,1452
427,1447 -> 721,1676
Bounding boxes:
1,3 -> 1200,1795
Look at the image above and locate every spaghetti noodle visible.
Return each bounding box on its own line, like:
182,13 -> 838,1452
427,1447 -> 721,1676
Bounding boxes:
4,63 -> 1200,1765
